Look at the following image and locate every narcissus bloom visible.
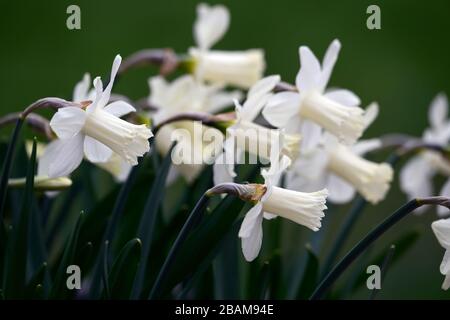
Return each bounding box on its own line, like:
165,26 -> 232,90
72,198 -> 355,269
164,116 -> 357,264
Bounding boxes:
287,103 -> 393,204
43,55 -> 152,178
189,3 -> 265,89
238,155 -> 328,261
213,75 -> 301,185
431,218 -> 450,290
149,75 -> 240,183
400,94 -> 450,216
263,39 -> 366,148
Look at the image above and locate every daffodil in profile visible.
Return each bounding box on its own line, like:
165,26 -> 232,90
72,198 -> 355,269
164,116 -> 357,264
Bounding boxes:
263,39 -> 366,148
213,75 -> 301,185
188,3 -> 265,89
287,103 -> 393,205
238,154 -> 328,262
400,94 -> 450,216
43,55 -> 152,178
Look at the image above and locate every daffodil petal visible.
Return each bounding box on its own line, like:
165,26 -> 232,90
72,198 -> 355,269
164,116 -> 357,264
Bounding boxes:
50,107 -> 87,139
84,136 -> 113,163
104,101 -> 136,118
45,134 -> 85,178
296,46 -> 321,92
318,39 -> 341,92
263,92 -> 301,128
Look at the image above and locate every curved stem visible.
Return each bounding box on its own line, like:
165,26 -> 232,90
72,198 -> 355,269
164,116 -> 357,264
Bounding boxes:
149,194 -> 210,299
0,112 -> 53,139
118,48 -> 179,77
309,196 -> 450,300
152,111 -> 236,135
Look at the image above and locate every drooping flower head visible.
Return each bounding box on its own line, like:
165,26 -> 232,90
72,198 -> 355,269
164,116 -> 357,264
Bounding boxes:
263,39 -> 367,149
213,75 -> 301,185
238,150 -> 328,262
400,94 -> 450,216
287,103 -> 393,205
188,3 -> 265,89
149,75 -> 241,183
43,55 -> 152,178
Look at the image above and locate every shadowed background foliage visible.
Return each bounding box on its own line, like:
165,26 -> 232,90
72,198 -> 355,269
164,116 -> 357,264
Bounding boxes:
1,0 -> 450,299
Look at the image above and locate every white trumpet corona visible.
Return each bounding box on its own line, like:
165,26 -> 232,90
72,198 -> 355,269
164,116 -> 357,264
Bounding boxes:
327,144 -> 393,204
190,48 -> 265,89
189,3 -> 265,89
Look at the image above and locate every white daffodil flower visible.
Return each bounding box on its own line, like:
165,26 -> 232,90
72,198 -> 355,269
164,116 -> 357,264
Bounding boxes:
149,75 -> 241,183
238,154 -> 328,262
400,94 -> 450,216
287,103 -> 393,204
70,73 -> 133,182
42,55 -> 152,178
262,39 -> 366,149
189,3 -> 265,89
431,218 -> 450,290
213,75 -> 301,185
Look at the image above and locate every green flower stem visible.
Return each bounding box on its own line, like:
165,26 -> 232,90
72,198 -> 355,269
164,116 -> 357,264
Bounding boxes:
149,193 -> 210,299
320,195 -> 367,278
309,197 -> 449,300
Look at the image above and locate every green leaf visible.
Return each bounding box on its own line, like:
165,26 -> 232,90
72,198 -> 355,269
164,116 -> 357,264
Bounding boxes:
164,195 -> 245,296
109,238 -> 141,299
131,143 -> 174,299
297,244 -> 320,299
102,241 -> 111,299
3,136 -> 36,299
351,231 -> 420,293
25,262 -> 47,298
0,119 -> 23,224
49,211 -> 85,299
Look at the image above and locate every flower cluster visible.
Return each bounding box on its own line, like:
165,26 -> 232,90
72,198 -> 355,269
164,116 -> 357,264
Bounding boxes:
3,2 -> 450,297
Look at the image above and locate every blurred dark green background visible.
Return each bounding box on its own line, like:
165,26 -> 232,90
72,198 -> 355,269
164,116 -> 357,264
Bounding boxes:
1,0 -> 450,299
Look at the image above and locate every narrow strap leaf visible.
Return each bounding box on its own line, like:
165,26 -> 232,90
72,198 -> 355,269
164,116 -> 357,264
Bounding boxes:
131,143 -> 175,299
2,136 -> 36,299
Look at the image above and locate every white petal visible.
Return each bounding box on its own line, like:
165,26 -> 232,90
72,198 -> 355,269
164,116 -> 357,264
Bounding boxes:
238,202 -> 263,238
438,179 -> 450,217
98,55 -> 122,109
262,92 -> 301,127
239,204 -> 264,262
194,3 -> 230,50
432,218 -> 450,249
363,102 -> 379,129
300,120 -> 323,152
352,138 -> 382,156
324,89 -> 361,107
248,75 -> 280,99
104,101 -> 136,118
326,173 -> 356,204
213,152 -> 234,185
42,134 -> 85,178
442,274 -> 450,290
318,39 -> 341,92
84,136 -> 113,163
295,46 -> 321,92
399,155 -> 434,199
440,250 -> 450,275
50,107 -> 87,139
263,212 -> 277,220
73,73 -> 91,102
429,93 -> 448,129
